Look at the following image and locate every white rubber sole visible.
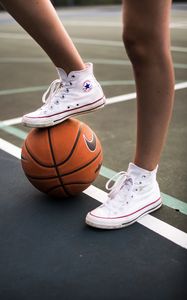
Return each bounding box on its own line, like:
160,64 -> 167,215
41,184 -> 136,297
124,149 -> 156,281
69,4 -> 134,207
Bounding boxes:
86,200 -> 162,230
22,96 -> 106,128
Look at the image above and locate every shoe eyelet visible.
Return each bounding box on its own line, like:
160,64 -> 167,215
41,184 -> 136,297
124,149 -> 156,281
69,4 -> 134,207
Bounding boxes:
66,88 -> 69,93
142,175 -> 146,178
139,181 -> 142,184
67,106 -> 70,109
131,195 -> 133,198
62,95 -> 65,98
50,106 -> 53,109
70,82 -> 72,85
135,189 -> 138,191
71,75 -> 75,78
76,104 -> 79,106
126,201 -> 129,204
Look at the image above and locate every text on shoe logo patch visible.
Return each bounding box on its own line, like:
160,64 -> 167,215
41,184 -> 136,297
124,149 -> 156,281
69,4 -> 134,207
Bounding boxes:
83,132 -> 97,152
83,80 -> 92,92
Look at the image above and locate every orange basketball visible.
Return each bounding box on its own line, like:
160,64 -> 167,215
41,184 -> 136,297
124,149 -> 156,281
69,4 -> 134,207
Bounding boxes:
21,118 -> 103,198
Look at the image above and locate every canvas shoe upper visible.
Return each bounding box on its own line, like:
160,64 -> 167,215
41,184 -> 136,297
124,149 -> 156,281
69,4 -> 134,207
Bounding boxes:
22,63 -> 105,127
86,163 -> 162,229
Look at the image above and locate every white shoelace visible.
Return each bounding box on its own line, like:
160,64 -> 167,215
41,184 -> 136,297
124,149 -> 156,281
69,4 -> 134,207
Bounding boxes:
104,171 -> 149,211
42,79 -> 73,106
104,171 -> 134,209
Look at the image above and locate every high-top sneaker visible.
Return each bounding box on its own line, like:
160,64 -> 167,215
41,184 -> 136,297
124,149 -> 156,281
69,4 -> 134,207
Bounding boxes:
22,63 -> 105,127
86,163 -> 162,229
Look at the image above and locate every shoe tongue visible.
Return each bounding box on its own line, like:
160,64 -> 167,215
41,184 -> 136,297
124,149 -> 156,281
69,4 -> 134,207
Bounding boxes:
127,162 -> 158,179
56,67 -> 68,81
57,63 -> 93,82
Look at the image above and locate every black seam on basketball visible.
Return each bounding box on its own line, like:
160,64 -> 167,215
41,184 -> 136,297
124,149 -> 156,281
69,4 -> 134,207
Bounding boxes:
24,125 -> 83,169
21,154 -> 27,161
24,150 -> 102,180
46,184 -> 66,194
55,124 -> 83,166
25,141 -> 55,168
47,128 -> 71,197
60,150 -> 102,177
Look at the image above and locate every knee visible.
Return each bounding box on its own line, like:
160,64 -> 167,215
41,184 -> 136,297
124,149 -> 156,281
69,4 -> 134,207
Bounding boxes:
122,27 -> 167,66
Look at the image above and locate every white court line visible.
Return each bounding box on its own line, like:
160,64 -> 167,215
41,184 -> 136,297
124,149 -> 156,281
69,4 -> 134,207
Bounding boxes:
107,92 -> 136,104
62,20 -> 187,29
106,81 -> 187,105
0,32 -> 186,53
0,138 -> 21,159
0,137 -> 187,250
170,23 -> 187,29
174,81 -> 187,90
171,46 -> 187,53
0,117 -> 22,126
63,20 -> 121,27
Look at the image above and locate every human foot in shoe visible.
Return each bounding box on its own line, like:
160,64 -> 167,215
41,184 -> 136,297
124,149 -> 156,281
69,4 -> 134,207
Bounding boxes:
86,163 -> 162,229
22,63 -> 105,128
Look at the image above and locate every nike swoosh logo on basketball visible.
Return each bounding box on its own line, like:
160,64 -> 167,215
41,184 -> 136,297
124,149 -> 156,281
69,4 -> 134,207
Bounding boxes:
83,132 -> 97,152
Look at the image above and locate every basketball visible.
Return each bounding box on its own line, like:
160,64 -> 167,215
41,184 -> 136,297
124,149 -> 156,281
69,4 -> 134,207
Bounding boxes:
21,118 -> 103,198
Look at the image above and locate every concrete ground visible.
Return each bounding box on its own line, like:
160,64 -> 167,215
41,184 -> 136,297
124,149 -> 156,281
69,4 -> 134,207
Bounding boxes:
0,4 -> 187,232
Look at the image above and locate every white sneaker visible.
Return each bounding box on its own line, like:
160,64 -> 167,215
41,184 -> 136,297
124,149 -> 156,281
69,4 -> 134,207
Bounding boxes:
86,163 -> 162,229
22,63 -> 105,127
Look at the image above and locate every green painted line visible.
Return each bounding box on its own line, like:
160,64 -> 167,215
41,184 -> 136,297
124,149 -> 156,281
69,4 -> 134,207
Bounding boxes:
162,193 -> 187,214
0,124 -> 187,216
100,165 -> 187,215
100,165 -> 117,179
0,125 -> 28,140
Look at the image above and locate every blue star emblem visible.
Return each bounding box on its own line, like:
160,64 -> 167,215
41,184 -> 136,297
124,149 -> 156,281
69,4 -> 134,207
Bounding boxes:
83,81 -> 92,92
85,83 -> 91,89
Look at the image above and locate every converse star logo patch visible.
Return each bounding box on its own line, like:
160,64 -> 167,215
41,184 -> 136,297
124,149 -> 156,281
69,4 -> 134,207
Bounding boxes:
83,80 -> 92,92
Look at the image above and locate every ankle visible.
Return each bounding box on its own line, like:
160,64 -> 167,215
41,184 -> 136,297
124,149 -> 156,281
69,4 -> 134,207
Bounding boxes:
56,63 -> 86,75
133,159 -> 158,172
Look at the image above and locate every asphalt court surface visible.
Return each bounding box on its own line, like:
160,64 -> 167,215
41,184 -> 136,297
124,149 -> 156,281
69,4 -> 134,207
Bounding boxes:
0,150 -> 186,300
0,4 -> 187,299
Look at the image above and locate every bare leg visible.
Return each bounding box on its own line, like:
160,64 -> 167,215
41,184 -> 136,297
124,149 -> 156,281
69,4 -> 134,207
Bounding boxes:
122,0 -> 175,171
0,0 -> 85,73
